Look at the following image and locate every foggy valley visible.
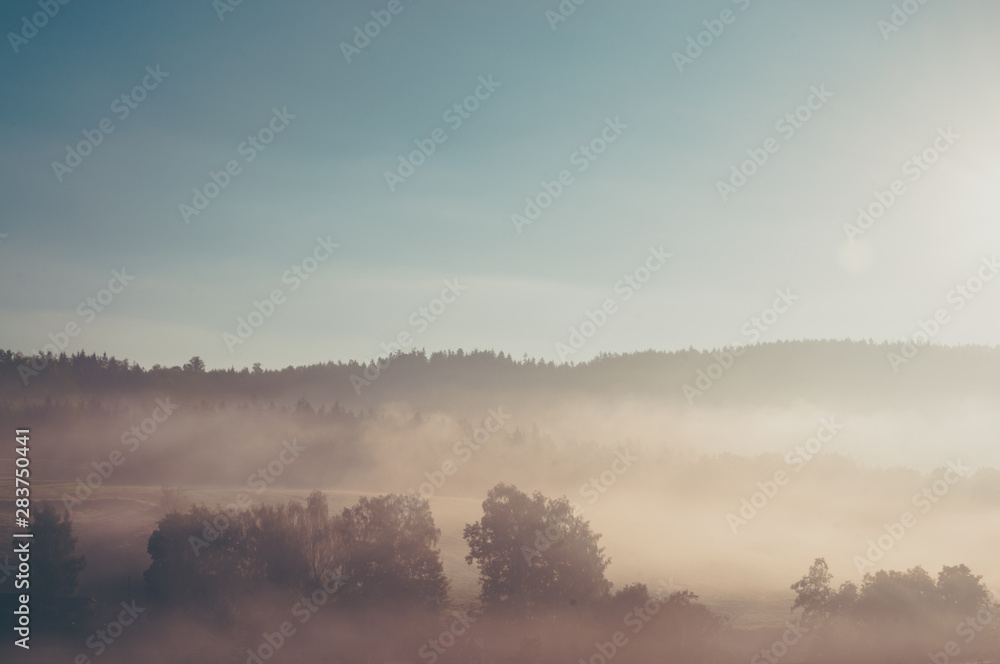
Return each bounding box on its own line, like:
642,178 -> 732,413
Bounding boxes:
2,344 -> 999,662
3,1 -> 1000,661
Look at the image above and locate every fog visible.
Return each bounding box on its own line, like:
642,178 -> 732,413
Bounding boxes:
1,344 -> 998,662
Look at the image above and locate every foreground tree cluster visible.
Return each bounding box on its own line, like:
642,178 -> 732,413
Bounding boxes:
14,488 -> 999,663
144,491 -> 449,615
790,558 -> 999,662
136,483 -> 722,662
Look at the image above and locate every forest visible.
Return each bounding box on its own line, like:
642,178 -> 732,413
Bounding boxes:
1,342 -> 998,662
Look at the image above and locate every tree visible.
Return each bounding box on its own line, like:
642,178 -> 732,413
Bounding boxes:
791,558 -> 834,624
336,493 -> 449,610
612,582 -> 651,607
936,564 -> 992,614
463,483 -> 611,614
183,356 -> 206,373
792,559 -> 996,629
144,492 -> 448,614
827,579 -> 858,616
854,566 -> 937,622
31,504 -> 86,598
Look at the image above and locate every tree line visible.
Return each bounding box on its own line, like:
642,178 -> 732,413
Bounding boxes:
12,487 -> 998,663
5,341 -> 1000,406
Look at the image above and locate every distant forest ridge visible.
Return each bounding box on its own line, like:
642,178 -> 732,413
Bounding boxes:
1,340 -> 999,406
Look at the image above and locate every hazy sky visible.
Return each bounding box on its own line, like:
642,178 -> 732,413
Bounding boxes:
1,0 -> 998,369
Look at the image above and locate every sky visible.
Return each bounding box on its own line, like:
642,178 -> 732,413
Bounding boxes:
1,0 -> 998,369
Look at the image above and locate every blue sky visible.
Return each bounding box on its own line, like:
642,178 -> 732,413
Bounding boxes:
1,0 -> 999,368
